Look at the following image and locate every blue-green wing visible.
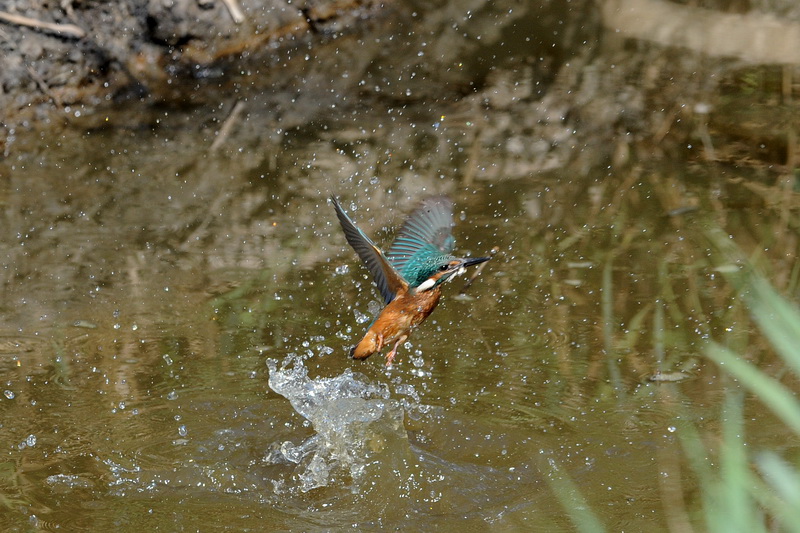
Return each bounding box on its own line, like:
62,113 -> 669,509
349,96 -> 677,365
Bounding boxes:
387,196 -> 455,279
331,196 -> 408,304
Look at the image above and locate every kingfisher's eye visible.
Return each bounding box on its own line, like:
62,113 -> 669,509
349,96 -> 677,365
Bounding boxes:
439,264 -> 449,271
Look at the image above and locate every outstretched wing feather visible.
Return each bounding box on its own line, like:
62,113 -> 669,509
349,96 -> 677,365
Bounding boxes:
387,196 -> 455,277
331,196 -> 407,304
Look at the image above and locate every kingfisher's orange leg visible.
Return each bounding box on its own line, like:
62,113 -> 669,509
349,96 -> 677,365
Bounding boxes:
385,336 -> 406,367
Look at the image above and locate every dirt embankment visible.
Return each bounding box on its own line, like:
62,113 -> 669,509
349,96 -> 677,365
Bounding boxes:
0,0 -> 384,151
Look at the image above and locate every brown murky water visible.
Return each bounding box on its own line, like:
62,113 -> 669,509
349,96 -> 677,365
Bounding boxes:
2,1 -> 800,531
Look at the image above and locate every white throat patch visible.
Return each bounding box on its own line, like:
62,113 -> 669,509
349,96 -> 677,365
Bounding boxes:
416,278 -> 436,291
417,266 -> 467,292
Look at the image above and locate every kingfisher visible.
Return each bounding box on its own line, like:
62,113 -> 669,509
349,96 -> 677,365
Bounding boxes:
331,195 -> 491,366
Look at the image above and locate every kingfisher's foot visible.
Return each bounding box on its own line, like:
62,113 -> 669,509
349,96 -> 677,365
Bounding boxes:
385,339 -> 403,367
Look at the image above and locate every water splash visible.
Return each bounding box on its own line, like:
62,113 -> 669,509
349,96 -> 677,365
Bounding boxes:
266,356 -> 412,493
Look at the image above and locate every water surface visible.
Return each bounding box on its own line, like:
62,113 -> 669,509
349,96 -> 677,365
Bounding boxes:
1,1 -> 799,531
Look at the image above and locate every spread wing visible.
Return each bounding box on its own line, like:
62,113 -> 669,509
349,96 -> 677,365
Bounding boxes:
387,196 -> 455,279
331,195 -> 408,304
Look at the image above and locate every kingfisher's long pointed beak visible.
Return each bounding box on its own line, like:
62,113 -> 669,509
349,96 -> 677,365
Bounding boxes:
449,256 -> 491,278
462,256 -> 492,268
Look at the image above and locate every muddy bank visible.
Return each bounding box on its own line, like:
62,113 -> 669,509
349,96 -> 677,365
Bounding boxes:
2,0 -> 597,159
0,0 -> 386,148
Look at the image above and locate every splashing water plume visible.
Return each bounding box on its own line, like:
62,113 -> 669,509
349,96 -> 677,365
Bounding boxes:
266,356 -> 415,494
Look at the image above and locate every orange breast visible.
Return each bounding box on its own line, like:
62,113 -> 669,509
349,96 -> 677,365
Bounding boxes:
351,288 -> 442,360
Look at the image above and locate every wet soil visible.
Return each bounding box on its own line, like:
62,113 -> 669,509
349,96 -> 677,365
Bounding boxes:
0,0 -> 386,147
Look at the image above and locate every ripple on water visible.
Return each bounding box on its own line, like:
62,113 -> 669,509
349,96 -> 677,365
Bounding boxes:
260,354 -> 546,528
17,350 -> 547,530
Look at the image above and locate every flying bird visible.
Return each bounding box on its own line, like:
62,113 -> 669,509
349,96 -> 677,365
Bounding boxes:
331,195 -> 490,366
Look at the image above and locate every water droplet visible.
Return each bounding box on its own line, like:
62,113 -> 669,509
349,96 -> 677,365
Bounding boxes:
354,309 -> 370,324
178,425 -> 187,437
4,390 -> 14,399
26,434 -> 36,447
162,354 -> 173,366
335,264 -> 349,275
167,391 -> 178,400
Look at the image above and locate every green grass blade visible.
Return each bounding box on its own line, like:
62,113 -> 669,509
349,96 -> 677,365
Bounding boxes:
717,392 -> 757,531
544,459 -> 606,533
745,275 -> 800,375
751,452 -> 800,532
706,343 -> 800,434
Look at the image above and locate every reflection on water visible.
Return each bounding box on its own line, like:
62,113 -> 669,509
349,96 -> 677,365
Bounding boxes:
1,0 -> 800,531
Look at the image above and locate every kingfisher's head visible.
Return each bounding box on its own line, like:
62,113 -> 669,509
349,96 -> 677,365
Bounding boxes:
409,255 -> 491,292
